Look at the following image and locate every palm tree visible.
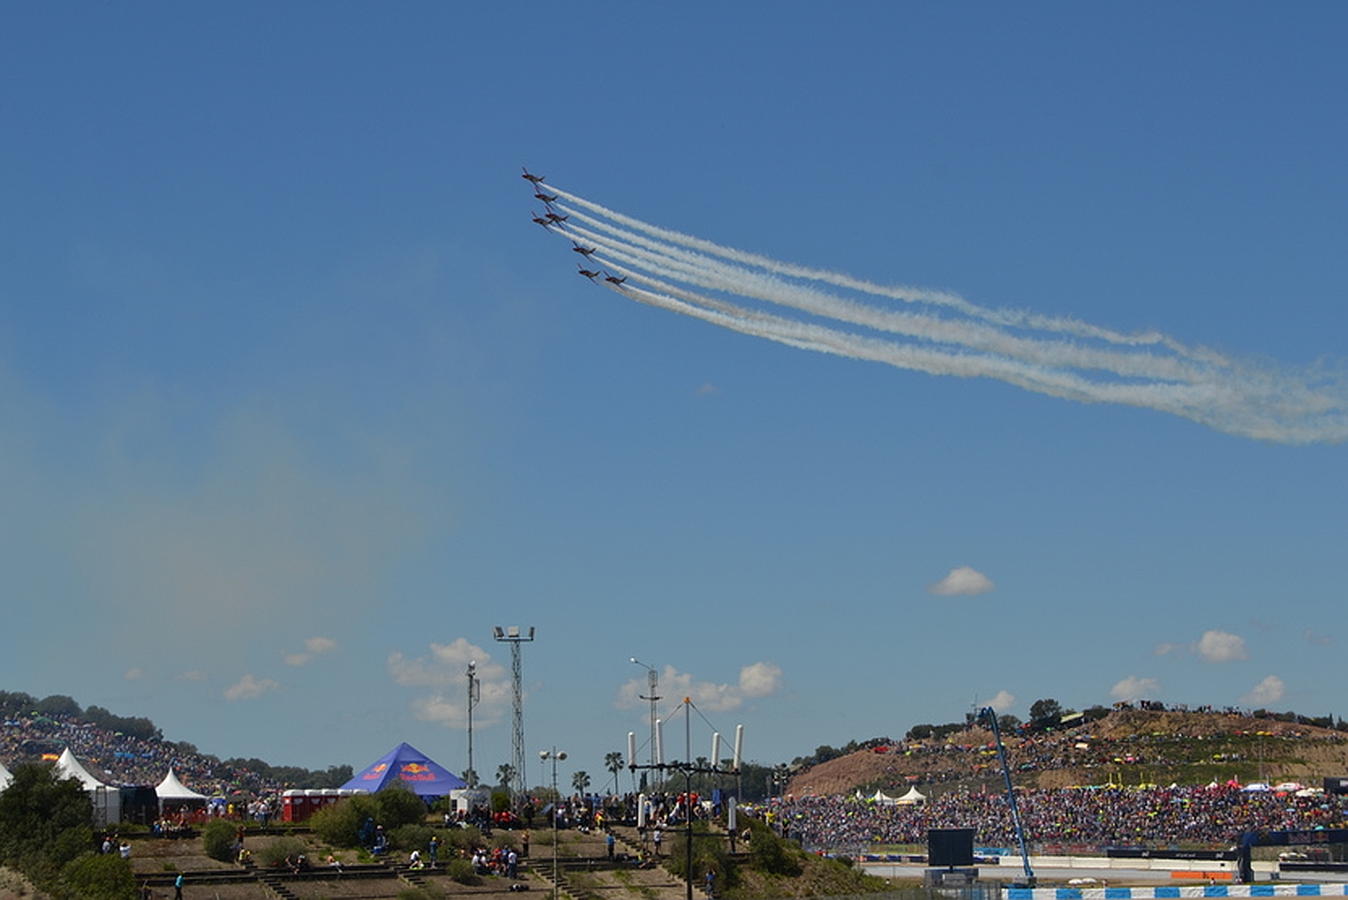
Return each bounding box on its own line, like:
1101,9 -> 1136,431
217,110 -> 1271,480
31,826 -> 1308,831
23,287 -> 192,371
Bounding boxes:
571,770 -> 591,795
497,763 -> 516,790
604,751 -> 624,794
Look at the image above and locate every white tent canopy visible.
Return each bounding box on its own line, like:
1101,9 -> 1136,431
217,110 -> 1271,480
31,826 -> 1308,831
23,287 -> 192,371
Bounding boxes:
897,786 -> 927,805
156,768 -> 208,810
871,789 -> 900,806
55,748 -> 121,826
55,748 -> 106,790
0,758 -> 12,792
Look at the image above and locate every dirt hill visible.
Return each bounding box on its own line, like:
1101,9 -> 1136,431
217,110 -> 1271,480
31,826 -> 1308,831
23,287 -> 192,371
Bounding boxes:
786,710 -> 1348,797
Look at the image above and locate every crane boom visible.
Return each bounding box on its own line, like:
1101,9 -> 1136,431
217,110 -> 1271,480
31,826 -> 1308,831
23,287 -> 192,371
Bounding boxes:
980,707 -> 1035,886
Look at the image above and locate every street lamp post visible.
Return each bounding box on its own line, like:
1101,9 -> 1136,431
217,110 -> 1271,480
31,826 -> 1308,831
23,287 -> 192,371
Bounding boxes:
630,657 -> 661,788
539,747 -> 567,900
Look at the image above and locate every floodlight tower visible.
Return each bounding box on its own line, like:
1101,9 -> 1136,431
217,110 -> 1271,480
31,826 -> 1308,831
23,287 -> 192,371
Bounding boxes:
630,656 -> 662,788
494,625 -> 535,800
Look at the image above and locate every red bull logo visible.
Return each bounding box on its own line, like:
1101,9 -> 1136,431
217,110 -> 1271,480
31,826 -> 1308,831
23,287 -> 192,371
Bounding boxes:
398,761 -> 435,781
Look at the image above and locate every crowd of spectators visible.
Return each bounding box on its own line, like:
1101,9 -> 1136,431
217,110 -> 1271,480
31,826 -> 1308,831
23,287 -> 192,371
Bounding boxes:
770,785 -> 1348,854
1,711 -> 284,795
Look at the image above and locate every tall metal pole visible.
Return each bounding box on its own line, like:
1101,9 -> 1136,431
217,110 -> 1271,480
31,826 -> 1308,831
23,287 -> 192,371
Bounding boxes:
631,657 -> 661,789
495,626 -> 536,801
466,661 -> 481,787
540,747 -> 566,900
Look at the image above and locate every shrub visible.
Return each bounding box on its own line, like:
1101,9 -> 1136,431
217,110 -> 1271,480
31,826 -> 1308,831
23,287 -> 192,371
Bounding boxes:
489,831 -> 518,852
310,800 -> 363,848
443,825 -> 481,855
59,852 -> 136,900
745,821 -> 800,877
201,819 -> 237,863
390,824 -> 433,853
258,836 -> 309,869
446,858 -> 479,884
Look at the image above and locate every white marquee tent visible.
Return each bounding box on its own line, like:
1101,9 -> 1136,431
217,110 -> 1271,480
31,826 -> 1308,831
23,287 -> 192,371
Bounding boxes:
55,748 -> 121,826
0,758 -> 12,792
156,768 -> 208,813
896,786 -> 927,805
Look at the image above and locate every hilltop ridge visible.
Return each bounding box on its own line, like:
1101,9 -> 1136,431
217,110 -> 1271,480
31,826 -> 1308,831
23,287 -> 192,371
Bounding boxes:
787,708 -> 1348,797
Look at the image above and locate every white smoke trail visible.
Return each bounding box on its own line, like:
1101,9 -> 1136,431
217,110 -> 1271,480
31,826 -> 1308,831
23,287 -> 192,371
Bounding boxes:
535,184 -> 1348,444
545,183 -> 1214,357
563,216 -> 1209,384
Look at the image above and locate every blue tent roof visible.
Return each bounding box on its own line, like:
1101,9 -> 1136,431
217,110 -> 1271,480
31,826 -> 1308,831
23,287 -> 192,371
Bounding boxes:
341,742 -> 467,796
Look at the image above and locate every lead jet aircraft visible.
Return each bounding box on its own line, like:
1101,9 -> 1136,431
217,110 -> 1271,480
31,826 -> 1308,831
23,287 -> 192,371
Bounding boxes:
577,266 -> 601,280
521,167 -> 545,184
571,242 -> 597,257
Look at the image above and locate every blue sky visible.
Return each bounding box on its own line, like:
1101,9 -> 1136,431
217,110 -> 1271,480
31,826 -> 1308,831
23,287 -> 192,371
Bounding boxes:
2,3 -> 1346,786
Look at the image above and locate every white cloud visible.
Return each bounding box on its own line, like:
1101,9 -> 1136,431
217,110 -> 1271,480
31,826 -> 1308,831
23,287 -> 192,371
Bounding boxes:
123,667 -> 144,681
224,674 -> 279,702
1242,675 -> 1285,706
695,383 -> 720,396
177,670 -> 207,682
1196,630 -> 1248,663
739,662 -> 783,698
927,566 -> 995,597
284,635 -> 338,667
388,638 -> 511,728
1153,642 -> 1184,656
1304,629 -> 1333,647
1110,675 -> 1161,702
985,690 -> 1016,713
617,662 -> 783,714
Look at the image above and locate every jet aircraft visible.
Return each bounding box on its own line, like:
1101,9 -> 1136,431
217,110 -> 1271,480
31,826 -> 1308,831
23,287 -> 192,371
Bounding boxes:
603,273 -> 627,285
531,212 -> 552,228
577,266 -> 601,279
572,243 -> 597,257
534,191 -> 558,205
544,211 -> 568,225
521,167 -> 545,184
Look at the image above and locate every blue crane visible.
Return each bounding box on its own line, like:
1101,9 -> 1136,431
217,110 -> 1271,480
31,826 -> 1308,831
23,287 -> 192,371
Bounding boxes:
980,707 -> 1036,886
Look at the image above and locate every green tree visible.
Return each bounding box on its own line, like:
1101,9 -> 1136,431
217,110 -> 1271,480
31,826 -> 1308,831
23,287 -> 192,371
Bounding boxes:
36,694 -> 82,718
496,763 -> 516,790
0,763 -> 94,883
571,770 -> 590,794
604,751 -> 624,793
1030,698 -> 1063,722
376,782 -> 429,827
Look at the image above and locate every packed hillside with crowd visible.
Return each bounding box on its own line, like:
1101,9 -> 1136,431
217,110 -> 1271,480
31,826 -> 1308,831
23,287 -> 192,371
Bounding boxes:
0,689 -> 339,795
770,785 -> 1348,854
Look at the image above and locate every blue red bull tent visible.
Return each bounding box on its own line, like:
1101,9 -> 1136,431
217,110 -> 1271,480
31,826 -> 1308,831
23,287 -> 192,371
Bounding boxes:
341,742 -> 467,798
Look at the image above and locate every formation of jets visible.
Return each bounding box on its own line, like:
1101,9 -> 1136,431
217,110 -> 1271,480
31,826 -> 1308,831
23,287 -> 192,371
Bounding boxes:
524,167 -> 628,288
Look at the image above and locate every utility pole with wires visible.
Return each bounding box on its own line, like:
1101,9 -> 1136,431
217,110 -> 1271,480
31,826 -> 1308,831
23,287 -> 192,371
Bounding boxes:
626,696 -> 743,900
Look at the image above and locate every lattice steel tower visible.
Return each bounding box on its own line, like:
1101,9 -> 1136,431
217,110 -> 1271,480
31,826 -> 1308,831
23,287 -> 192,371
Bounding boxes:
493,625 -> 535,800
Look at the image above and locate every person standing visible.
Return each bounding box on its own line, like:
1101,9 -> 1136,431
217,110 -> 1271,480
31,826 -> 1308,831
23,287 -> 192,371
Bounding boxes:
173,872 -> 184,900
606,831 -> 615,859
652,827 -> 662,857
